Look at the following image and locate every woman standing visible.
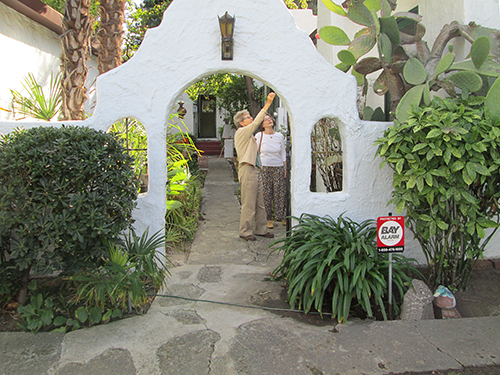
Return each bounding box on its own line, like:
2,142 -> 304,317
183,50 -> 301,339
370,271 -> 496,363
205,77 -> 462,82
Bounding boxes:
255,114 -> 287,229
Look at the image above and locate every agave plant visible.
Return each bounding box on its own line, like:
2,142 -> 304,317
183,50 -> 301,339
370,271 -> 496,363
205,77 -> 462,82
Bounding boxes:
11,72 -> 62,121
271,213 -> 420,323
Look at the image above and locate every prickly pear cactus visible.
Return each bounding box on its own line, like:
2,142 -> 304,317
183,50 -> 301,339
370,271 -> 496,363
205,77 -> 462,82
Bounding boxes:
448,71 -> 483,92
433,53 -> 455,79
403,58 -> 427,86
485,78 -> 500,124
471,36 -> 491,69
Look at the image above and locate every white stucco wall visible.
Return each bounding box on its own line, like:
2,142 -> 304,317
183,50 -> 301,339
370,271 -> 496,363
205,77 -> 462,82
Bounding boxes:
0,2 -> 98,120
176,8 -> 317,140
289,8 -> 317,35
1,0 -> 499,263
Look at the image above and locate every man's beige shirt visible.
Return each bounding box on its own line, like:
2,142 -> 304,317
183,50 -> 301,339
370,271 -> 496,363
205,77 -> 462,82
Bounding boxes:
234,109 -> 267,166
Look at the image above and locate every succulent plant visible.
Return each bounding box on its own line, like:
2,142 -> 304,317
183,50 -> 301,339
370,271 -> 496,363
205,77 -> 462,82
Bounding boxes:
320,0 -> 500,122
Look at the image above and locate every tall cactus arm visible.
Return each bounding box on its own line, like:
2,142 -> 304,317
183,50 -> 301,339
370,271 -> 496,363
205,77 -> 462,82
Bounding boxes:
426,22 -> 474,78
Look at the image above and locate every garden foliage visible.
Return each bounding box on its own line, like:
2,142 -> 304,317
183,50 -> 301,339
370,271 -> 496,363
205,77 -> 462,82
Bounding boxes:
17,228 -> 168,332
163,118 -> 203,248
0,126 -> 138,303
165,175 -> 202,247
271,214 -> 417,323
376,95 -> 500,290
108,117 -> 148,182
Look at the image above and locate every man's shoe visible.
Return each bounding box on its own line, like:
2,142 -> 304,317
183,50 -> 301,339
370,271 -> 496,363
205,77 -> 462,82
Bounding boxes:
256,232 -> 274,238
267,221 -> 274,229
240,235 -> 256,241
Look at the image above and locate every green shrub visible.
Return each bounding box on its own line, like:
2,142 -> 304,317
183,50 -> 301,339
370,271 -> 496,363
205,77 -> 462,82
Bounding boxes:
16,277 -> 125,333
17,229 -> 168,332
271,214 -> 419,323
376,95 -> 500,290
0,126 -> 138,301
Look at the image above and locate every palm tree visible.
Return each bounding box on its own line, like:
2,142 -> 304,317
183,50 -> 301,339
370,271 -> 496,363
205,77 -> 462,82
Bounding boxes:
60,0 -> 92,120
98,0 -> 126,73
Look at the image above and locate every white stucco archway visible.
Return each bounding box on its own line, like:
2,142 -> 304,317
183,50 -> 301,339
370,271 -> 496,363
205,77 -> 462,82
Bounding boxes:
87,0 -> 396,249
0,0 -> 414,258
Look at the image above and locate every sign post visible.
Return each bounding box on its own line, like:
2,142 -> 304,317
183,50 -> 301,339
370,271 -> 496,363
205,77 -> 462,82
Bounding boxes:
377,214 -> 405,319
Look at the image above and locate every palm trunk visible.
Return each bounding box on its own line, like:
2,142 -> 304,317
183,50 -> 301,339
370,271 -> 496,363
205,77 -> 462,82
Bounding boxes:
98,0 -> 125,74
60,0 -> 92,120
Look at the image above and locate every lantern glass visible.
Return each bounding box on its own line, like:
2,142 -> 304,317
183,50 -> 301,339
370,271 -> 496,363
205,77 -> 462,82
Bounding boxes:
226,19 -> 233,38
219,20 -> 227,38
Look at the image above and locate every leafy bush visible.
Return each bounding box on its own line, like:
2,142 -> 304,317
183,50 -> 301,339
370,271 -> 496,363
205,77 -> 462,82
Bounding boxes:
271,214 -> 418,323
17,287 -> 123,333
164,122 -> 203,249
17,229 -> 168,332
71,229 -> 168,310
376,95 -> 500,290
0,126 -> 138,302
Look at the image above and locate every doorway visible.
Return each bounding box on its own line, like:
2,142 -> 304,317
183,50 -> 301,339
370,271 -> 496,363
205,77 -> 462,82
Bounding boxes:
197,95 -> 217,138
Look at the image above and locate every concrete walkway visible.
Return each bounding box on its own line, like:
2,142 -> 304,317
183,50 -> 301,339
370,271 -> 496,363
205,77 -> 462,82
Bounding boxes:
2,156 -> 500,375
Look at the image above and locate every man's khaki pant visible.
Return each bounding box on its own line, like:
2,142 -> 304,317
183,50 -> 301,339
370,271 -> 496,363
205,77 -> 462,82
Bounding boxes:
238,164 -> 268,237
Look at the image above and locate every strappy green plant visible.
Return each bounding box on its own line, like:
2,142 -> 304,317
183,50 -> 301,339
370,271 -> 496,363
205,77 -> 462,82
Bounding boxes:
11,72 -> 62,121
271,213 -> 419,323
123,227 -> 170,290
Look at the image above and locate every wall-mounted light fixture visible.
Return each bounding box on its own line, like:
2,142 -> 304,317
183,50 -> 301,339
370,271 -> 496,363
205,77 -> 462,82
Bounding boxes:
218,12 -> 235,60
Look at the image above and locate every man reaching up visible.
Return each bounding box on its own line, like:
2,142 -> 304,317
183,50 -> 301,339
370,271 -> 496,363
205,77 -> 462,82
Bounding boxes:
233,92 -> 276,241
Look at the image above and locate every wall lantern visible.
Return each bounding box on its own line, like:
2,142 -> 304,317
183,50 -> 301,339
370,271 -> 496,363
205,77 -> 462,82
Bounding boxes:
218,12 -> 235,60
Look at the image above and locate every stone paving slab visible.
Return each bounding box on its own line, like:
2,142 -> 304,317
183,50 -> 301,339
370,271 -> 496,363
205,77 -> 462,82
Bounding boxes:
0,332 -> 64,375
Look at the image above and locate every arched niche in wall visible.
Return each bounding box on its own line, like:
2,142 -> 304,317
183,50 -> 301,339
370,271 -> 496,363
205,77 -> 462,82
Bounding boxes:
310,117 -> 342,193
108,117 -> 149,194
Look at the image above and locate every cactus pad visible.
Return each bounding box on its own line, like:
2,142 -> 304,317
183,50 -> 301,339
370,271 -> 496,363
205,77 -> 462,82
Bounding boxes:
319,26 -> 350,46
449,71 -> 483,92
378,32 -> 393,64
338,50 -> 357,66
434,52 -> 455,79
485,78 -> 500,124
471,36 -> 491,69
396,84 -> 425,123
403,57 -> 427,85
349,28 -> 377,58
380,16 -> 400,45
321,0 -> 347,16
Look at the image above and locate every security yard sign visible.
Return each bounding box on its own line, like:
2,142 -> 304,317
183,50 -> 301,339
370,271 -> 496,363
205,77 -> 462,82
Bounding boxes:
377,216 -> 405,253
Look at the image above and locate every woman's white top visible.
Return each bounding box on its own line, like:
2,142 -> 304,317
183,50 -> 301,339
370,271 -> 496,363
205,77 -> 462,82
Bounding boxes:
255,132 -> 286,167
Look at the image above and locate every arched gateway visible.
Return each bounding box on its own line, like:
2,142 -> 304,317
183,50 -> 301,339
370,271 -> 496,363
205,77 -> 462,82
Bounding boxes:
0,0 -> 397,256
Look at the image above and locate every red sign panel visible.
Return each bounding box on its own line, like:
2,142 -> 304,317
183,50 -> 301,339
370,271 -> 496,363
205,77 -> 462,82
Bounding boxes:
377,216 -> 405,253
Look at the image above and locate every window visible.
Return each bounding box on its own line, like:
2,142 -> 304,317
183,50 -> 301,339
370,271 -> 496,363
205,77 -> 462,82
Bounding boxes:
310,117 -> 342,192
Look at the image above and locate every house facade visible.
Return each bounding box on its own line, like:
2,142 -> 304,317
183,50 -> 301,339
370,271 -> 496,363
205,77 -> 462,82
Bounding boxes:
1,0 -> 500,263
